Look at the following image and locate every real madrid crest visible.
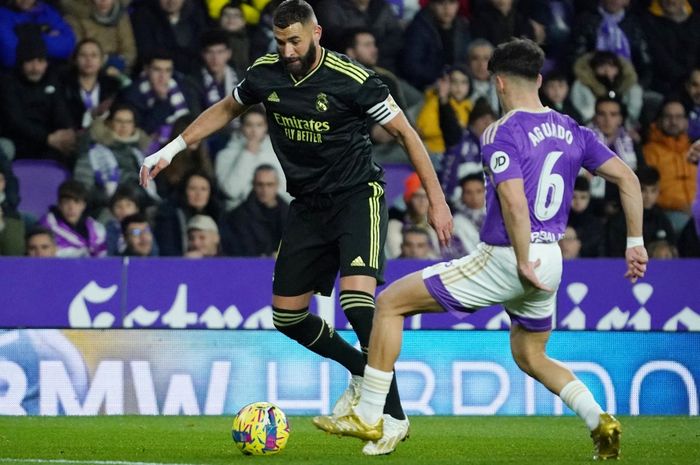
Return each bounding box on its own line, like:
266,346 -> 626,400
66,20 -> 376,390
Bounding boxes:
315,92 -> 328,112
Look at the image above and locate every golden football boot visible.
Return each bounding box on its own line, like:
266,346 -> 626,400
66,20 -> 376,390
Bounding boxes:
362,414 -> 410,455
591,413 -> 622,460
312,410 -> 383,441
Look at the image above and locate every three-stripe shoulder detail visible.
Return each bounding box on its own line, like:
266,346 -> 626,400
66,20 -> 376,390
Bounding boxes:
250,53 -> 279,68
324,53 -> 369,84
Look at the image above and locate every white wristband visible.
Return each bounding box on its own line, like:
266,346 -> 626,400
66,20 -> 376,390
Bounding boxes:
626,236 -> 644,249
161,135 -> 187,163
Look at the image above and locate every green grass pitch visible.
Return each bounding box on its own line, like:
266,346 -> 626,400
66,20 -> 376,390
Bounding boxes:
0,416 -> 698,465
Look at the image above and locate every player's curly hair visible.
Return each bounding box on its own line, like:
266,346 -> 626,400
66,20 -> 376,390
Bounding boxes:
487,38 -> 544,81
273,0 -> 316,29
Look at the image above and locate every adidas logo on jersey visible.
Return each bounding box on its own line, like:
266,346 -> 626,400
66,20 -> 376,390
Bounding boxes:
351,256 -> 366,267
267,92 -> 280,102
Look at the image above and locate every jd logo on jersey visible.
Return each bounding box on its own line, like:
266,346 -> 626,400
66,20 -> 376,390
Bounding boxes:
490,151 -> 510,174
316,92 -> 329,112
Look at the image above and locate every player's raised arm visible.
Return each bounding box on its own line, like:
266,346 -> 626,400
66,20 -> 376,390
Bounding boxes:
595,156 -> 648,283
139,95 -> 248,187
381,110 -> 453,246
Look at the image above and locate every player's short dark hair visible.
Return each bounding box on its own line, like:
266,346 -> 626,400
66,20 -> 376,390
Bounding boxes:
273,0 -> 315,28
574,176 -> 590,192
200,28 -> 231,50
487,38 -> 544,81
340,27 -> 374,52
25,226 -> 55,242
121,213 -> 149,235
58,180 -> 88,203
636,166 -> 660,187
459,173 -> 485,186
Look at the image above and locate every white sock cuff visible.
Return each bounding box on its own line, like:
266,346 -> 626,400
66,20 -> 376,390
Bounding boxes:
560,380 -> 587,402
364,365 -> 393,382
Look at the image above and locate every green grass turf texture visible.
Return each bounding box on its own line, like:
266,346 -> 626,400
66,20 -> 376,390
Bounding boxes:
0,416 -> 698,465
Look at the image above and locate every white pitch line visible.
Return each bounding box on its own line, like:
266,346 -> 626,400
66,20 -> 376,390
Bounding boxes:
0,459 -> 209,465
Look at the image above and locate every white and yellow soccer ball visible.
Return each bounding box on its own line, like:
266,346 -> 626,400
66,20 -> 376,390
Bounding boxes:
231,402 -> 290,456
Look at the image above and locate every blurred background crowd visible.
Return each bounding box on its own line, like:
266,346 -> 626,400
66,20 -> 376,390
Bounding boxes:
0,0 -> 698,260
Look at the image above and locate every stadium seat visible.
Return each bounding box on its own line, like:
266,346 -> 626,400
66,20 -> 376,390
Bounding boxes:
12,159 -> 70,219
382,163 -> 414,206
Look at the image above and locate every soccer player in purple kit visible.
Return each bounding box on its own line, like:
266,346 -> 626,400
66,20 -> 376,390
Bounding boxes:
315,39 -> 649,460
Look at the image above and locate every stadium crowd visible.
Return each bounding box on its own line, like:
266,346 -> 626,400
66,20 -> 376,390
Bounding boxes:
0,0 -> 699,259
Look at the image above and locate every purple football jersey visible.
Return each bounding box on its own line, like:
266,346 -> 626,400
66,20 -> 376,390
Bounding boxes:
480,108 -> 615,246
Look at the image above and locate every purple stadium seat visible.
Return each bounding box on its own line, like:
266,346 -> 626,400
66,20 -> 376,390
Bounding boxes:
12,159 -> 70,219
382,163 -> 414,206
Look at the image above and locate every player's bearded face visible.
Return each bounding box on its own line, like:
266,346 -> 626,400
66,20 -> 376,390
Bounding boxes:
282,40 -> 317,77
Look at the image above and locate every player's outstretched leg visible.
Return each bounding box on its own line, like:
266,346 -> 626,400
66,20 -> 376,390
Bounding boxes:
315,271 -> 441,451
509,324 -> 621,460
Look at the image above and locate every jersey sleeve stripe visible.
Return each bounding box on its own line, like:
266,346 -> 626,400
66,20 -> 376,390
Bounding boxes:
251,54 -> 279,68
326,54 -> 369,79
325,56 -> 368,81
324,61 -> 365,84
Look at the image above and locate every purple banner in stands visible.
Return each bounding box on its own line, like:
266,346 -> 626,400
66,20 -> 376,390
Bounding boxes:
0,258 -> 699,331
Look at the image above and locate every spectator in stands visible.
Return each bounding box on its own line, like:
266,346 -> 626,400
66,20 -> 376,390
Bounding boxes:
316,0 -> 402,72
417,65 -> 472,154
190,29 -> 240,153
0,196 -> 25,256
1,35 -> 76,164
131,0 -> 209,75
439,97 -> 495,203
65,0 -> 137,77
567,176 -> 605,257
527,0 -> 575,67
0,150 -> 20,219
40,180 -> 107,257
155,170 -> 221,256
185,214 -> 221,257
568,0 -> 651,87
559,226 -> 581,259
678,139 -> 700,256
451,173 -> 485,254
386,173 -> 439,258
105,184 -> 140,255
386,0 -> 422,28
155,114 -> 214,200
539,71 -> 583,124
121,212 -> 157,257
25,226 -> 57,257
466,39 -> 498,113
399,0 -> 470,90
60,39 -> 122,130
570,50 -> 642,125
471,0 -> 536,47
683,68 -> 700,142
0,0 -> 76,69
249,0 -> 278,60
398,226 -> 436,259
221,164 -> 289,256
343,27 -> 407,111
74,103 -> 157,216
192,29 -> 239,112
587,96 -> 641,216
643,98 -> 696,231
218,2 -> 250,77
215,106 -> 286,210
642,0 -> 700,96
647,239 -> 678,259
120,50 -> 199,144
606,165 -> 675,256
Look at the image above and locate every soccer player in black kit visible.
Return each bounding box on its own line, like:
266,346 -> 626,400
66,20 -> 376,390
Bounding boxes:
140,0 -> 452,454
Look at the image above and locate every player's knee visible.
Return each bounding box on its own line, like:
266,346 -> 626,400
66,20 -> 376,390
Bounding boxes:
512,348 -> 542,377
375,289 -> 396,317
272,307 -> 310,343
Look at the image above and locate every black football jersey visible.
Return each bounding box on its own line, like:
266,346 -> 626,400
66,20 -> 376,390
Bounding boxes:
233,48 -> 400,197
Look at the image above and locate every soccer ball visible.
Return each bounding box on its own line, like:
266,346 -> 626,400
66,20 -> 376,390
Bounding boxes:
231,402 -> 290,456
